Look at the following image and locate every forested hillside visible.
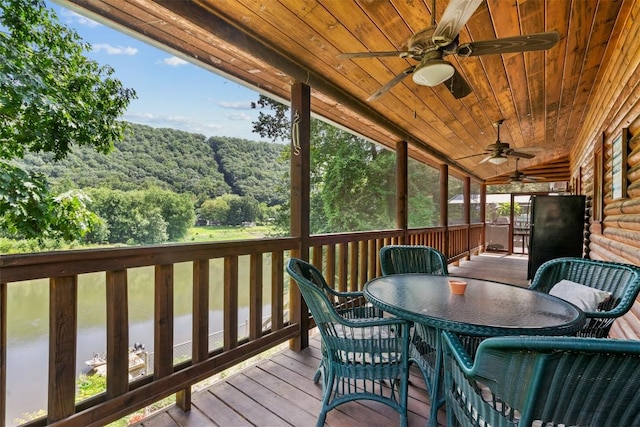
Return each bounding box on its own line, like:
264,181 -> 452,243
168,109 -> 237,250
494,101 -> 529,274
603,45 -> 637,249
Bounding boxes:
20,123 -> 288,206
211,137 -> 288,206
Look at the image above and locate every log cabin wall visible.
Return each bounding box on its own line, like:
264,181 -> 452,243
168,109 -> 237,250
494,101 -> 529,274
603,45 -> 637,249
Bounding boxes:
571,0 -> 640,339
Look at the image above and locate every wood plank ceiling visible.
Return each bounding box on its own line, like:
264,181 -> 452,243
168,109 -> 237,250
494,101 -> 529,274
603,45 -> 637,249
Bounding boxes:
64,0 -> 627,183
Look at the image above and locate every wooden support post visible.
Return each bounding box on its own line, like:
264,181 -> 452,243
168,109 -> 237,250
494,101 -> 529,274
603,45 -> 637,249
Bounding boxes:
481,183 -> 487,252
290,81 -> 311,351
464,177 -> 471,258
396,140 -> 408,244
440,164 -> 449,257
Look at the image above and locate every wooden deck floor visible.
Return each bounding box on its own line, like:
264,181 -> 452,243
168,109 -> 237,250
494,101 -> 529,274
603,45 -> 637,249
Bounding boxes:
136,252 -> 528,427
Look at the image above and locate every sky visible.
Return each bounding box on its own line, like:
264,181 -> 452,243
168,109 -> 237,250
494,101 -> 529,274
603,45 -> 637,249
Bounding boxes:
47,1 -> 268,141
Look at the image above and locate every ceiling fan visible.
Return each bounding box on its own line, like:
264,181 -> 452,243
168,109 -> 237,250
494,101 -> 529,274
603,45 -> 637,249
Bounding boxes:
337,0 -> 560,101
457,119 -> 543,165
509,158 -> 543,183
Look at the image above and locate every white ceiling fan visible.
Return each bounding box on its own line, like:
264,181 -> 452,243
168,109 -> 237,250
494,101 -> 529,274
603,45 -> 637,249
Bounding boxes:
337,0 -> 560,101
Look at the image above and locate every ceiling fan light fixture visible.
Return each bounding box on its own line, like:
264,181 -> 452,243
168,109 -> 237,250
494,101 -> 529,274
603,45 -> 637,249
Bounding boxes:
488,155 -> 508,165
412,59 -> 455,86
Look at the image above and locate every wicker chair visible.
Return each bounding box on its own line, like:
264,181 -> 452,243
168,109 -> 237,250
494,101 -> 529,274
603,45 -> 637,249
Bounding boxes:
380,244 -> 449,276
529,257 -> 640,337
302,259 -> 385,383
286,258 -> 411,427
442,330 -> 640,427
379,244 -> 448,408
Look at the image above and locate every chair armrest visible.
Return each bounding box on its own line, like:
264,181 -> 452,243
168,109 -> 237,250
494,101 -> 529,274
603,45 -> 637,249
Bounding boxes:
323,287 -> 364,299
342,315 -> 410,329
442,331 -> 474,372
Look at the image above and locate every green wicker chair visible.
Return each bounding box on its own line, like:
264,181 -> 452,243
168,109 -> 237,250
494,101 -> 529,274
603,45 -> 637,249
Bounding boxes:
442,330 -> 640,427
380,244 -> 449,276
286,258 -> 411,427
529,257 -> 640,337
300,260 -> 385,383
379,244 -> 449,405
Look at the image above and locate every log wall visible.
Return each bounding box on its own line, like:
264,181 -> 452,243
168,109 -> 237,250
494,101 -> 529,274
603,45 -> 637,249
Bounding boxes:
571,0 -> 640,339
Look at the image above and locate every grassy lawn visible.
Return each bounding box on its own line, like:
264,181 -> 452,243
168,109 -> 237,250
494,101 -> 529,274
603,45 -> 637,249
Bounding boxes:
184,225 -> 278,242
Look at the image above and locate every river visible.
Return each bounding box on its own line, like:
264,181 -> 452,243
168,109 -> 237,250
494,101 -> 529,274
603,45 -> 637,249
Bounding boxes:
5,256 -> 280,425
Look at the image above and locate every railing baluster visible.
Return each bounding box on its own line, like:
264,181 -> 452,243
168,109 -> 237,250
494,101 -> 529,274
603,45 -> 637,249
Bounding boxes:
359,240 -> 368,288
224,256 -> 239,350
271,251 -> 284,330
177,259 -> 210,411
154,264 -> 174,379
338,242 -> 348,292
48,276 -> 78,422
249,254 -> 263,340
349,241 -> 358,292
106,270 -> 129,398
327,244 -> 336,288
368,239 -> 377,280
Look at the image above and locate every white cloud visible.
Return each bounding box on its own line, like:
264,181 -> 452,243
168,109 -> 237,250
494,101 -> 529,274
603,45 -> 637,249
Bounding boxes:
123,112 -> 224,136
92,43 -> 138,56
218,101 -> 254,110
223,112 -> 251,121
161,57 -> 189,67
59,10 -> 100,28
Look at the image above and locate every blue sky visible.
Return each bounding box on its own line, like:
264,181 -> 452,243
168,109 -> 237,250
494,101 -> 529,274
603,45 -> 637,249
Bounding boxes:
48,1 -> 268,141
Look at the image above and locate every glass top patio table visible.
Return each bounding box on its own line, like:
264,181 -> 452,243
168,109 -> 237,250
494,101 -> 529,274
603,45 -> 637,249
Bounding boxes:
364,274 -> 585,336
364,274 -> 586,427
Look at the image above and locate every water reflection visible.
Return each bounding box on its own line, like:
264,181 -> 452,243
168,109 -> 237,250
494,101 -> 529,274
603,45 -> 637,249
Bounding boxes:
5,255 -> 282,425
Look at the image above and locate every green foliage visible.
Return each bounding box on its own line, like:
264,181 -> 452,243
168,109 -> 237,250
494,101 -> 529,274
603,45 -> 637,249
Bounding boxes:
22,123 -> 230,203
251,96 -> 400,234
85,187 -> 194,244
199,196 -> 231,224
408,159 -> 440,227
497,202 -> 521,217
76,373 -> 107,402
0,0 -> 134,241
209,136 -> 288,206
199,194 -> 262,225
252,96 -> 291,142
0,162 -> 99,241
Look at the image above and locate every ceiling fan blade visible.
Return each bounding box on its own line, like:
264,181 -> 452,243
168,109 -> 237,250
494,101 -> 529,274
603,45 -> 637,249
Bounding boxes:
457,31 -> 560,57
479,154 -> 494,164
442,67 -> 472,99
454,152 -> 485,161
508,150 -> 536,159
337,51 -> 409,59
432,0 -> 483,47
367,66 -> 415,101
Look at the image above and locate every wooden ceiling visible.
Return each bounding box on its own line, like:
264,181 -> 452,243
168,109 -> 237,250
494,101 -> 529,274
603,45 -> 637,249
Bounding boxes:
63,0 -> 628,183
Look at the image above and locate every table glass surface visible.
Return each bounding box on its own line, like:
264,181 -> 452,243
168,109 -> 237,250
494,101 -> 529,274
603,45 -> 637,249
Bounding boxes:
364,274 -> 585,334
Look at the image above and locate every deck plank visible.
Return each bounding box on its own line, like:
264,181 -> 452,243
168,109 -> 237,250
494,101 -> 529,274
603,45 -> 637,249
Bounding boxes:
191,391 -> 252,427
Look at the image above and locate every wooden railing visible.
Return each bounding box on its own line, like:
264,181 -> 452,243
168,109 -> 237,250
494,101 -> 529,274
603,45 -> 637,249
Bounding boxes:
0,225 -> 482,427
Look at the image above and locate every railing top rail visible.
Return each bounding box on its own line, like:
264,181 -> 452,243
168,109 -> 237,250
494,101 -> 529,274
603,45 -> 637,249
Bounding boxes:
1,237 -> 297,283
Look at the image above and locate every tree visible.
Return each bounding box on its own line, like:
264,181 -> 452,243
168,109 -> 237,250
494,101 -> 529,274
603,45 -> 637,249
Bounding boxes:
199,197 -> 231,224
0,0 -> 135,240
252,95 -> 397,234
